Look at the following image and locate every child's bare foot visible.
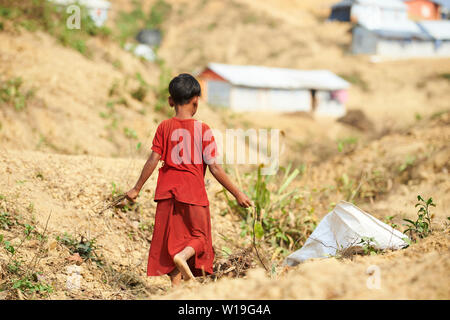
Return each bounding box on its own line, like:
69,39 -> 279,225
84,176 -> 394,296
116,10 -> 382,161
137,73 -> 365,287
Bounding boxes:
169,268 -> 182,287
173,247 -> 196,281
174,254 -> 195,281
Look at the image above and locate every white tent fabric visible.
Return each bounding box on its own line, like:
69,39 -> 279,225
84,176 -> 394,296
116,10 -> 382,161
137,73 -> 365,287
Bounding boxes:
284,201 -> 409,266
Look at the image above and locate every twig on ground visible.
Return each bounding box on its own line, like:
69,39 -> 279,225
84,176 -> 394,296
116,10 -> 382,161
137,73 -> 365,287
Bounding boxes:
251,207 -> 268,272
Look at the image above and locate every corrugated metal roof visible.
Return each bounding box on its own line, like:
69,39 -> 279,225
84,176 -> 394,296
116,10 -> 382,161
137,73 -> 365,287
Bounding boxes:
358,19 -> 431,39
206,63 -> 350,90
332,0 -> 353,9
419,20 -> 450,40
356,0 -> 407,9
332,0 -> 406,9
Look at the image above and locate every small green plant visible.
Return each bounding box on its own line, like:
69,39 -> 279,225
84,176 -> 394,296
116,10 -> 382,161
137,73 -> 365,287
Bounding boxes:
398,155 -> 416,172
358,237 -> 380,255
0,77 -> 34,111
11,274 -> 53,294
336,173 -> 355,201
130,73 -> 149,102
26,203 -> 34,214
153,61 -> 173,116
336,137 -> 358,153
403,195 -> 435,240
124,127 -> 138,140
3,240 -> 15,255
0,219 -> 53,298
384,215 -> 398,229
147,0 -> 172,28
7,259 -> 22,274
0,211 -> 15,229
111,182 -> 123,198
138,221 -> 154,233
23,224 -> 35,239
56,233 -> 100,261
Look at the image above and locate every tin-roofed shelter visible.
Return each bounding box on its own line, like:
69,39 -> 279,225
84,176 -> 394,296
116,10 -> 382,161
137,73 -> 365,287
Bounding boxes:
329,0 -> 409,23
419,20 -> 450,54
352,19 -> 450,57
402,0 -> 441,20
402,0 -> 450,19
328,0 -> 353,21
198,63 -> 350,117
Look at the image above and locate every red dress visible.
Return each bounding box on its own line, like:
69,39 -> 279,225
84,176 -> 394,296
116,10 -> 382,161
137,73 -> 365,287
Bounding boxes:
147,117 -> 217,277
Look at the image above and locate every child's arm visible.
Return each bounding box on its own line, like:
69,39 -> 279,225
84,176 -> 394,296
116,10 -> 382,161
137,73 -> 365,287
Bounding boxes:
126,151 -> 161,201
208,163 -> 253,208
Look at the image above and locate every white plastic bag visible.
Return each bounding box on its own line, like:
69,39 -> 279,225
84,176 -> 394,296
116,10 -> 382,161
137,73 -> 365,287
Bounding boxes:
284,201 -> 409,266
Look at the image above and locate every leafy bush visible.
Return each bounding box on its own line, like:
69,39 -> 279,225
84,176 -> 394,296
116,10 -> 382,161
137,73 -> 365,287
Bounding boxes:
56,233 -> 100,262
0,0 -> 111,56
223,164 -> 316,256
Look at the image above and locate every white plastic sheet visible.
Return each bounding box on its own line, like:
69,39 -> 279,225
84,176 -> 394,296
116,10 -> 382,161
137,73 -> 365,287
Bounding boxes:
284,201 -> 409,266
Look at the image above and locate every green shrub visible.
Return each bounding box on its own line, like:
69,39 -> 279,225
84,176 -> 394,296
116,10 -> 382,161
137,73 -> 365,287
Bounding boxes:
130,73 -> 149,102
0,211 -> 15,229
11,274 -> 53,294
56,232 -> 100,262
224,164 -> 316,255
0,0 -> 111,56
153,61 -> 173,116
0,77 -> 34,111
147,0 -> 171,28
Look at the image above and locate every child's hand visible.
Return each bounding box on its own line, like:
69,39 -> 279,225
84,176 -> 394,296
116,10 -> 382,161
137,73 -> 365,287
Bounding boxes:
236,191 -> 253,208
126,188 -> 140,202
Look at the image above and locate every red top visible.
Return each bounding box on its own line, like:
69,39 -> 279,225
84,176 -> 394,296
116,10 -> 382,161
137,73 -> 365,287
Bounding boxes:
151,117 -> 217,206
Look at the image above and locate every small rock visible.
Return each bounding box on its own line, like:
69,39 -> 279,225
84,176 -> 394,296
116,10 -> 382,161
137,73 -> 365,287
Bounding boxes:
67,253 -> 83,265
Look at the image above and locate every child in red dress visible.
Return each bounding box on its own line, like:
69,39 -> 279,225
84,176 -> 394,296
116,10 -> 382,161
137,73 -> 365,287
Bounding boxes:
125,74 -> 252,286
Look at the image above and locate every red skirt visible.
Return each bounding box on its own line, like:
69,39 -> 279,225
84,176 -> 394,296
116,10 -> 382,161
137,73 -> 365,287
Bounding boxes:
147,198 -> 214,277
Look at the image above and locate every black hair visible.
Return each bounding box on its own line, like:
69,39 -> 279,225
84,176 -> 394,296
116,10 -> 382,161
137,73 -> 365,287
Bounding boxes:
168,73 -> 201,106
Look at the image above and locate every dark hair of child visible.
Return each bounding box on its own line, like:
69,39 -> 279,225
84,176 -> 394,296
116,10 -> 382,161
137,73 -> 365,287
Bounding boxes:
168,73 -> 202,106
